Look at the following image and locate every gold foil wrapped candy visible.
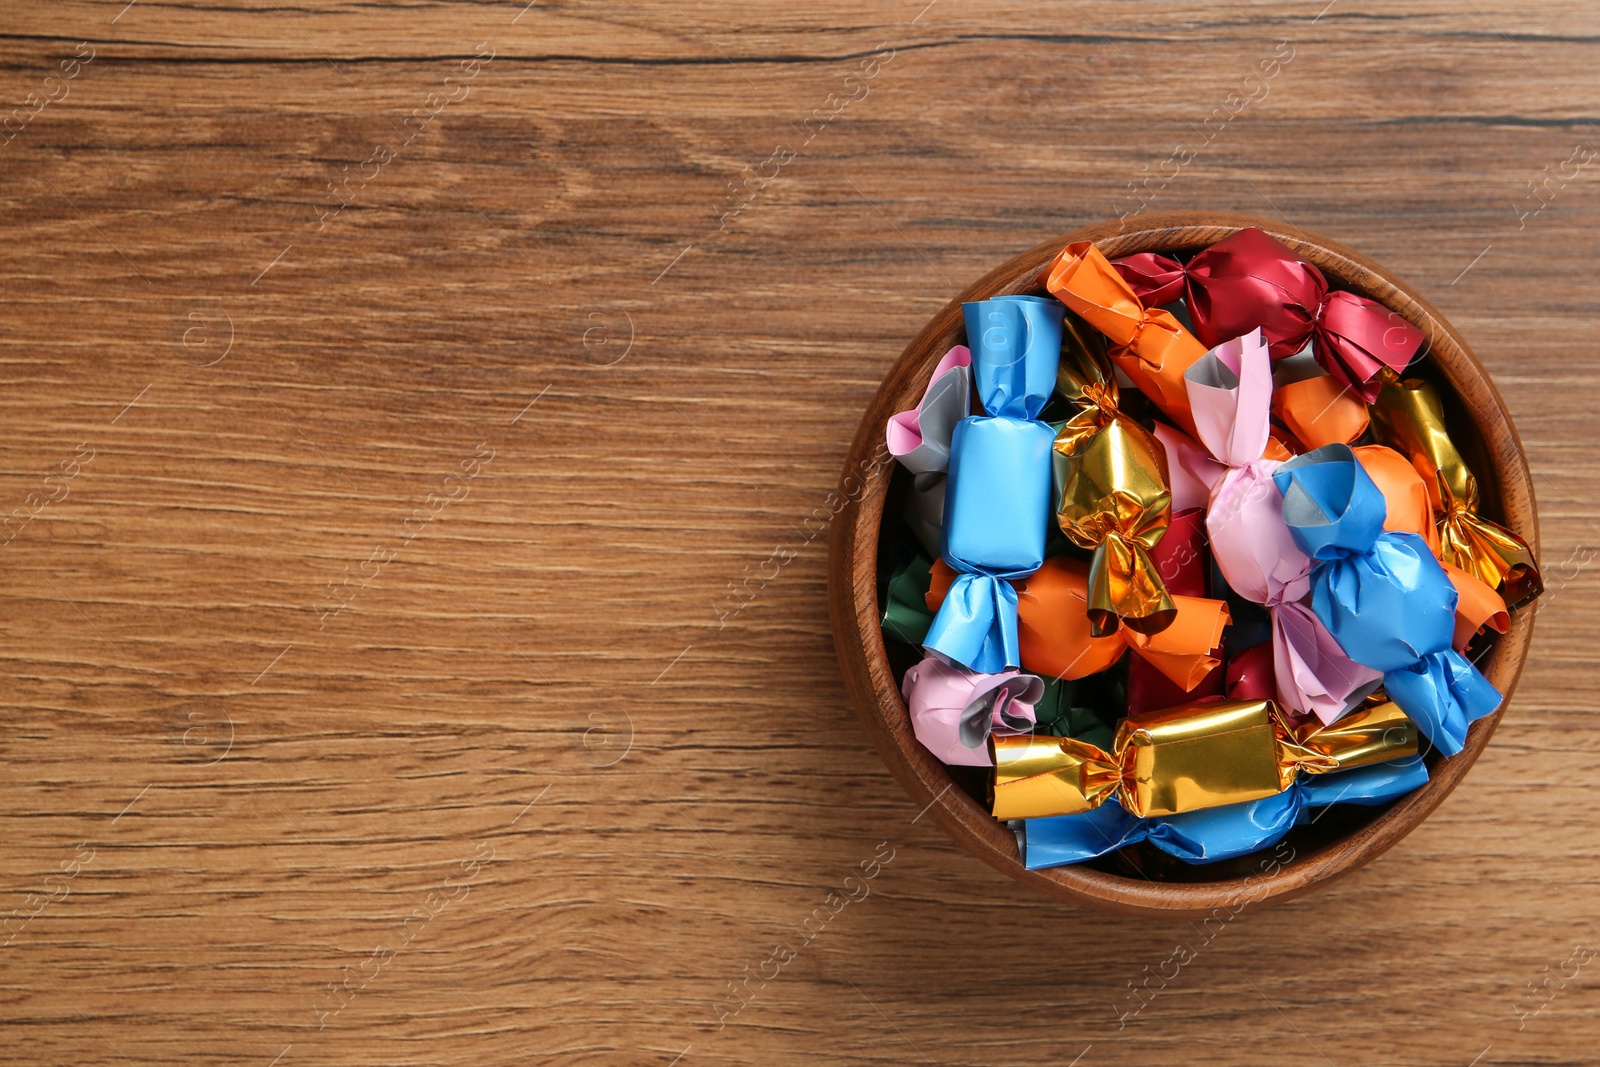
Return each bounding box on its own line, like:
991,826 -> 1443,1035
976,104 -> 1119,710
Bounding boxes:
1052,317 -> 1179,638
1370,377 -> 1542,607
989,698 -> 1417,821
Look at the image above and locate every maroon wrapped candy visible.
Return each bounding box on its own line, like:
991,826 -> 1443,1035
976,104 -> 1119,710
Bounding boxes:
1224,641 -> 1275,703
1125,507 -> 1226,713
1113,227 -> 1424,402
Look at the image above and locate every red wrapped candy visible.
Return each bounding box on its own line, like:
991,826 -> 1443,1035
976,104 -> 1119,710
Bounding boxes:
1124,507 -> 1226,712
1113,227 -> 1424,403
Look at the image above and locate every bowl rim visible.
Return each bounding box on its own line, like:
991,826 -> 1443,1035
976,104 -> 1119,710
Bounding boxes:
828,211 -> 1539,917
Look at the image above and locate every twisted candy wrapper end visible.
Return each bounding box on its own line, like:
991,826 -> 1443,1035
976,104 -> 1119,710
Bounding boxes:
881,551 -> 935,648
1150,227 -> 1422,401
886,345 -> 971,474
1085,532 -> 1176,637
1315,291 -> 1423,404
1040,241 -> 1205,438
1181,328 -> 1310,604
902,654 -> 1040,767
928,556 -> 1227,689
1274,445 -> 1502,752
1273,599 -> 1383,725
1017,755 -> 1429,869
1356,443 -> 1510,651
1053,336 -> 1181,636
1440,490 -> 1543,609
1185,327 -> 1274,470
990,698 -> 1417,821
1111,250 -> 1189,308
1383,650 -> 1502,757
924,298 -> 1063,671
1370,376 -> 1542,606
961,296 -> 1061,421
1125,507 -> 1230,711
924,572 -> 1020,675
886,345 -> 973,557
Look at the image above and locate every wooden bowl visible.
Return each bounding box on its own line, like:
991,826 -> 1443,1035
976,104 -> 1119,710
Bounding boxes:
828,212 -> 1538,917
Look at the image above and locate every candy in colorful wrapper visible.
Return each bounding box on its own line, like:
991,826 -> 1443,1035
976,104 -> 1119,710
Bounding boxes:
1112,227 -> 1424,402
1216,571 -> 1274,656
1150,423 -> 1221,512
1148,507 -> 1208,601
886,345 -> 972,557
1030,675 -> 1120,751
902,653 -> 1039,767
1353,443 -> 1436,551
1125,507 -> 1228,712
1273,444 -> 1503,755
1040,241 -> 1207,438
1271,349 -> 1370,449
1051,318 -> 1184,636
1354,444 -> 1510,650
1369,376 -> 1542,607
1180,327 -> 1380,724
887,346 -> 972,473
989,697 -> 1417,821
922,297 -> 1063,673
1443,560 -> 1512,651
1131,625 -> 1274,718
1225,641 -> 1276,703
880,551 -> 936,648
927,555 -> 1228,690
1018,754 -> 1429,869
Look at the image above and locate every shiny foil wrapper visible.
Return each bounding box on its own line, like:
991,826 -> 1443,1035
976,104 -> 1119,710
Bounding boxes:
1181,327 -> 1382,725
1018,752 -> 1429,869
1272,350 -> 1370,450
1112,228 -> 1424,403
901,653 -> 1039,767
1040,241 -> 1207,439
1355,443 -> 1510,650
880,551 -> 935,649
927,555 -> 1229,690
1052,329 -> 1180,636
1370,376 -> 1542,607
990,698 -> 1417,821
1275,444 -> 1503,755
886,345 -> 973,557
922,296 -> 1064,673
1124,507 -> 1228,711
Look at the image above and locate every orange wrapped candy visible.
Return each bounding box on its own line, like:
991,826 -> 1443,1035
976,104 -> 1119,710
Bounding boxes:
1273,370 -> 1370,450
1040,241 -> 1207,439
930,555 -> 1229,690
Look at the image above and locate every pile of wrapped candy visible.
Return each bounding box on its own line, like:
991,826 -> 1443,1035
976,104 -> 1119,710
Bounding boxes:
879,228 -> 1542,871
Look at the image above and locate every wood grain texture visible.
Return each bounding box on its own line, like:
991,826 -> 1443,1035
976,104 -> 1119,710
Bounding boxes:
0,2 -> 1597,1065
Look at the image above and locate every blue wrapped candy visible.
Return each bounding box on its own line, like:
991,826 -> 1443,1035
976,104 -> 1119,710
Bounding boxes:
1273,444 -> 1502,755
923,296 -> 1063,673
1018,756 -> 1429,869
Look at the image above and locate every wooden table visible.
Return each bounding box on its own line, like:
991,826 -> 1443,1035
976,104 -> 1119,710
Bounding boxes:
1,2 -> 1596,1064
